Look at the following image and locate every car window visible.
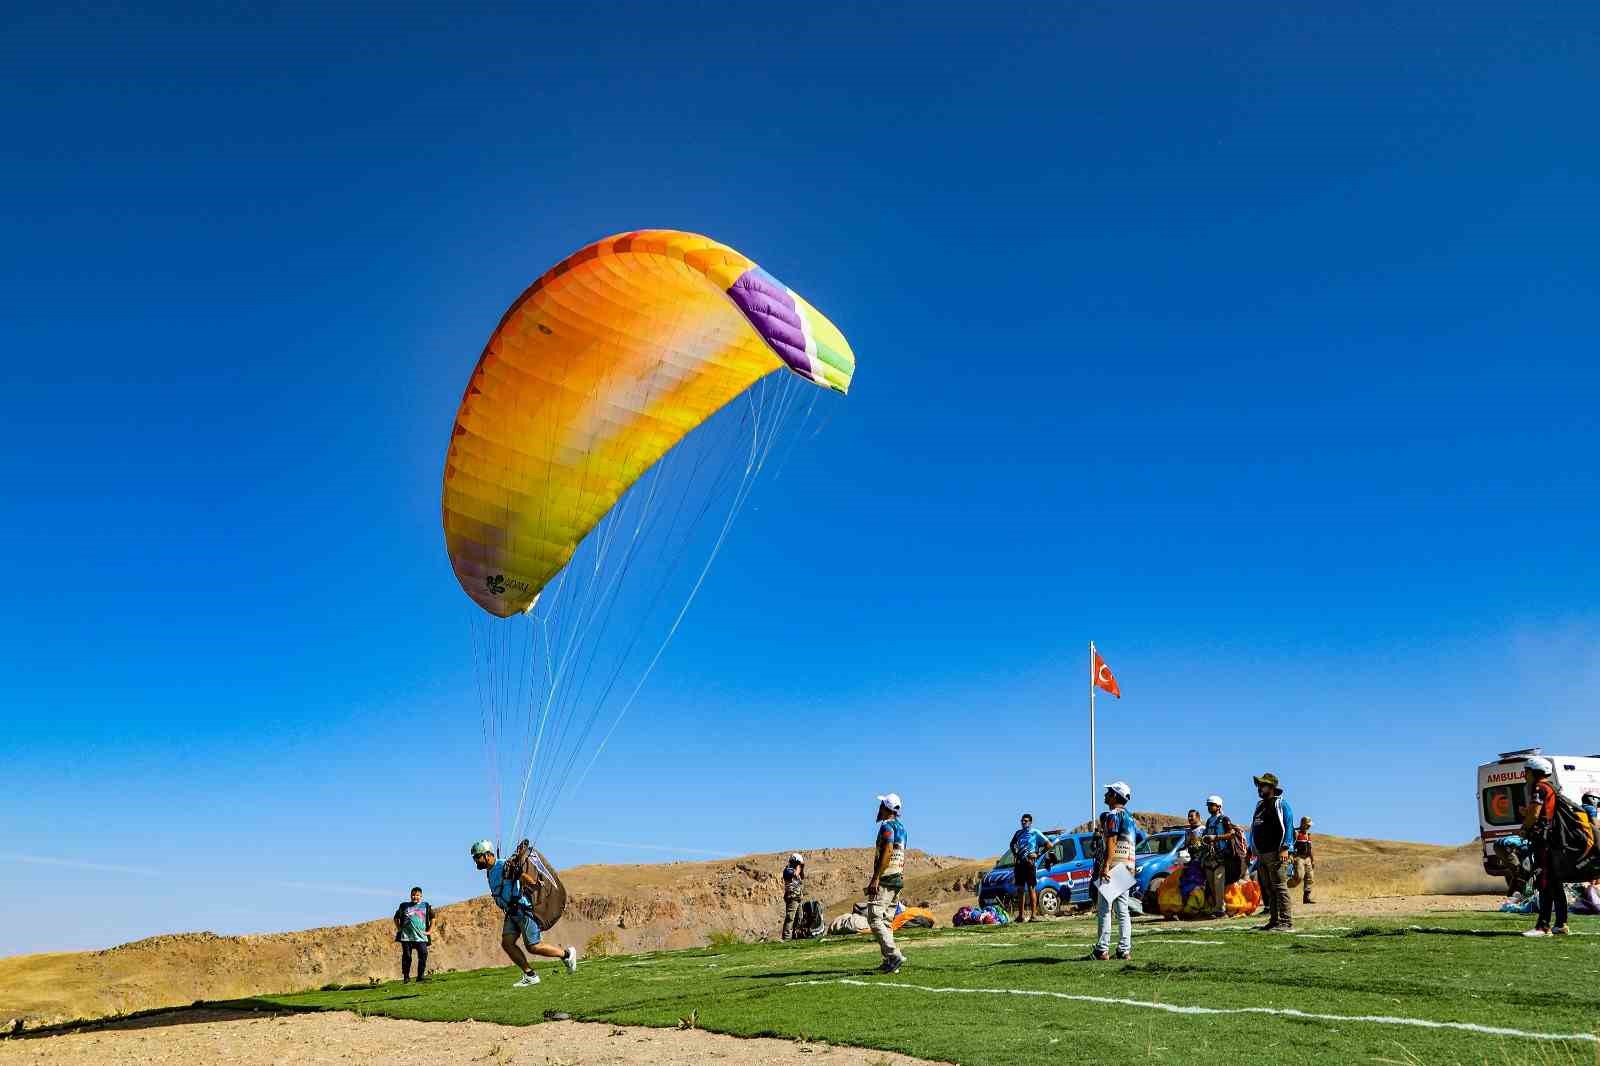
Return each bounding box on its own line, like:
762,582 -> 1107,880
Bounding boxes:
1055,838 -> 1078,862
1137,832 -> 1182,856
992,850 -> 1015,869
1482,785 -> 1527,827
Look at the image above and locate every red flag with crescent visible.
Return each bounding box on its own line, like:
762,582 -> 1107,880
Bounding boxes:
1093,647 -> 1121,698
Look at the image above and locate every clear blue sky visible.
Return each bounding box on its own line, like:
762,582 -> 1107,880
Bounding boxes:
3,4 -> 1597,956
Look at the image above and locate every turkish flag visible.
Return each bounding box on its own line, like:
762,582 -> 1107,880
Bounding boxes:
1093,648 -> 1121,698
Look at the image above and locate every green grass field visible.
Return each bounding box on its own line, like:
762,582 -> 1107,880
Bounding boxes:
247,912 -> 1600,1065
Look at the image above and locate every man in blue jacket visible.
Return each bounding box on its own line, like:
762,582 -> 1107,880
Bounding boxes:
1249,772 -> 1296,933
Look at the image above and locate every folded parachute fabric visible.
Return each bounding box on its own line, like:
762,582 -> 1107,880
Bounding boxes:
827,912 -> 871,935
890,907 -> 937,931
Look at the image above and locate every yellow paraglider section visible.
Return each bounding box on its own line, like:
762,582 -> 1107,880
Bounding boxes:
442,229 -> 854,618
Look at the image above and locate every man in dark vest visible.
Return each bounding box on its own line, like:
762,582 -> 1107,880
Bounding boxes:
1249,772 -> 1296,933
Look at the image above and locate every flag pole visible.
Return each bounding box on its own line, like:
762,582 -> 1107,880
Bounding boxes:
1089,641 -> 1097,828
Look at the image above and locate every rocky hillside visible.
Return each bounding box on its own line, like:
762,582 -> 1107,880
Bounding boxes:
0,847 -> 978,1029
0,825 -> 1485,1031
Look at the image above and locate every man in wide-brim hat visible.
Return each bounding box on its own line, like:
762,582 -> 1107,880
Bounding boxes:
1249,772 -> 1296,932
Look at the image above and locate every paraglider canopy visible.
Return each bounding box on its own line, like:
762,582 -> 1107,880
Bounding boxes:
443,229 -> 854,618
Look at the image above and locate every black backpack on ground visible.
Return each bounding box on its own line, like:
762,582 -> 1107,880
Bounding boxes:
793,899 -> 824,939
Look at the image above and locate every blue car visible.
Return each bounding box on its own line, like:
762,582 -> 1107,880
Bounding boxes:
1129,828 -> 1193,904
977,826 -> 1192,916
977,829 -> 1098,916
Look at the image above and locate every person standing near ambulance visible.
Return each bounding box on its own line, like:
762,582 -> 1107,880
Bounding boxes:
865,792 -> 908,974
1520,757 -> 1570,937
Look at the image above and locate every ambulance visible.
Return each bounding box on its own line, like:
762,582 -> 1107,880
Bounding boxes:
1477,746 -> 1600,888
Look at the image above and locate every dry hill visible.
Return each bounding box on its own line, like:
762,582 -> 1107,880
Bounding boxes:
0,846 -> 975,1029
0,824 -> 1490,1031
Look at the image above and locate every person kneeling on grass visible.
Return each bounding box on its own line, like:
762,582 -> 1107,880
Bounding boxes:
1090,781 -> 1143,961
393,885 -> 437,982
470,840 -> 579,986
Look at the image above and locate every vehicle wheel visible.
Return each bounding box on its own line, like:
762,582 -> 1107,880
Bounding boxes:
1037,886 -> 1060,917
1143,876 -> 1166,916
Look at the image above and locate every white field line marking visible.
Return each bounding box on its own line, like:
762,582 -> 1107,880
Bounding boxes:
1041,941 -> 1221,947
1406,924 -> 1598,936
1164,924 -> 1352,934
786,979 -> 1599,1044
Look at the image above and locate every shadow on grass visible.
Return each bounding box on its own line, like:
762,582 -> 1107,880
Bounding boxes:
1345,925 -> 1523,940
4,1000 -> 320,1041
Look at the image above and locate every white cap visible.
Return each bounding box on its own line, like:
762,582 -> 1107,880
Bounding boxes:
876,792 -> 902,812
1206,795 -> 1224,808
1525,756 -> 1554,775
790,852 -> 804,863
470,839 -> 494,857
1105,780 -> 1131,801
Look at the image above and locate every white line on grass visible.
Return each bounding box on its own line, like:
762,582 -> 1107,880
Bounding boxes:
1406,924 -> 1597,936
786,979 -> 1599,1044
1143,939 -> 1224,945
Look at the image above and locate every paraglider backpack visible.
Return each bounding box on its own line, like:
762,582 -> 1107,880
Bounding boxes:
507,839 -> 569,931
1536,792 -> 1600,881
794,899 -> 824,939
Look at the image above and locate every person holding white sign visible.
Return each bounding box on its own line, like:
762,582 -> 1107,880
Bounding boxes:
1090,780 -> 1145,961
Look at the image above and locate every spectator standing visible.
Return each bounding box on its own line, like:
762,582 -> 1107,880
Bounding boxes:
780,853 -> 807,940
1294,817 -> 1316,905
1201,795 -> 1234,919
1249,772 -> 1296,933
1090,781 -> 1144,960
1008,814 -> 1054,922
393,886 -> 436,983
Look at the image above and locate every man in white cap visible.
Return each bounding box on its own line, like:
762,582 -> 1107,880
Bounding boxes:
780,852 -> 807,940
470,840 -> 579,986
1201,795 -> 1236,919
1519,757 -> 1570,937
1091,780 -> 1143,960
865,793 -> 907,973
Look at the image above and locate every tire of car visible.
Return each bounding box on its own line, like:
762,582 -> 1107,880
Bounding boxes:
1142,875 -> 1167,916
1037,886 -> 1060,916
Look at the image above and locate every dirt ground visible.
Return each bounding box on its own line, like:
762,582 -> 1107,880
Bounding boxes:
0,1009 -> 940,1065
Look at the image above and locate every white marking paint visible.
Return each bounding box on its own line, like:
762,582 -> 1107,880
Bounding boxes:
1406,924 -> 1597,937
785,979 -> 1599,1044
